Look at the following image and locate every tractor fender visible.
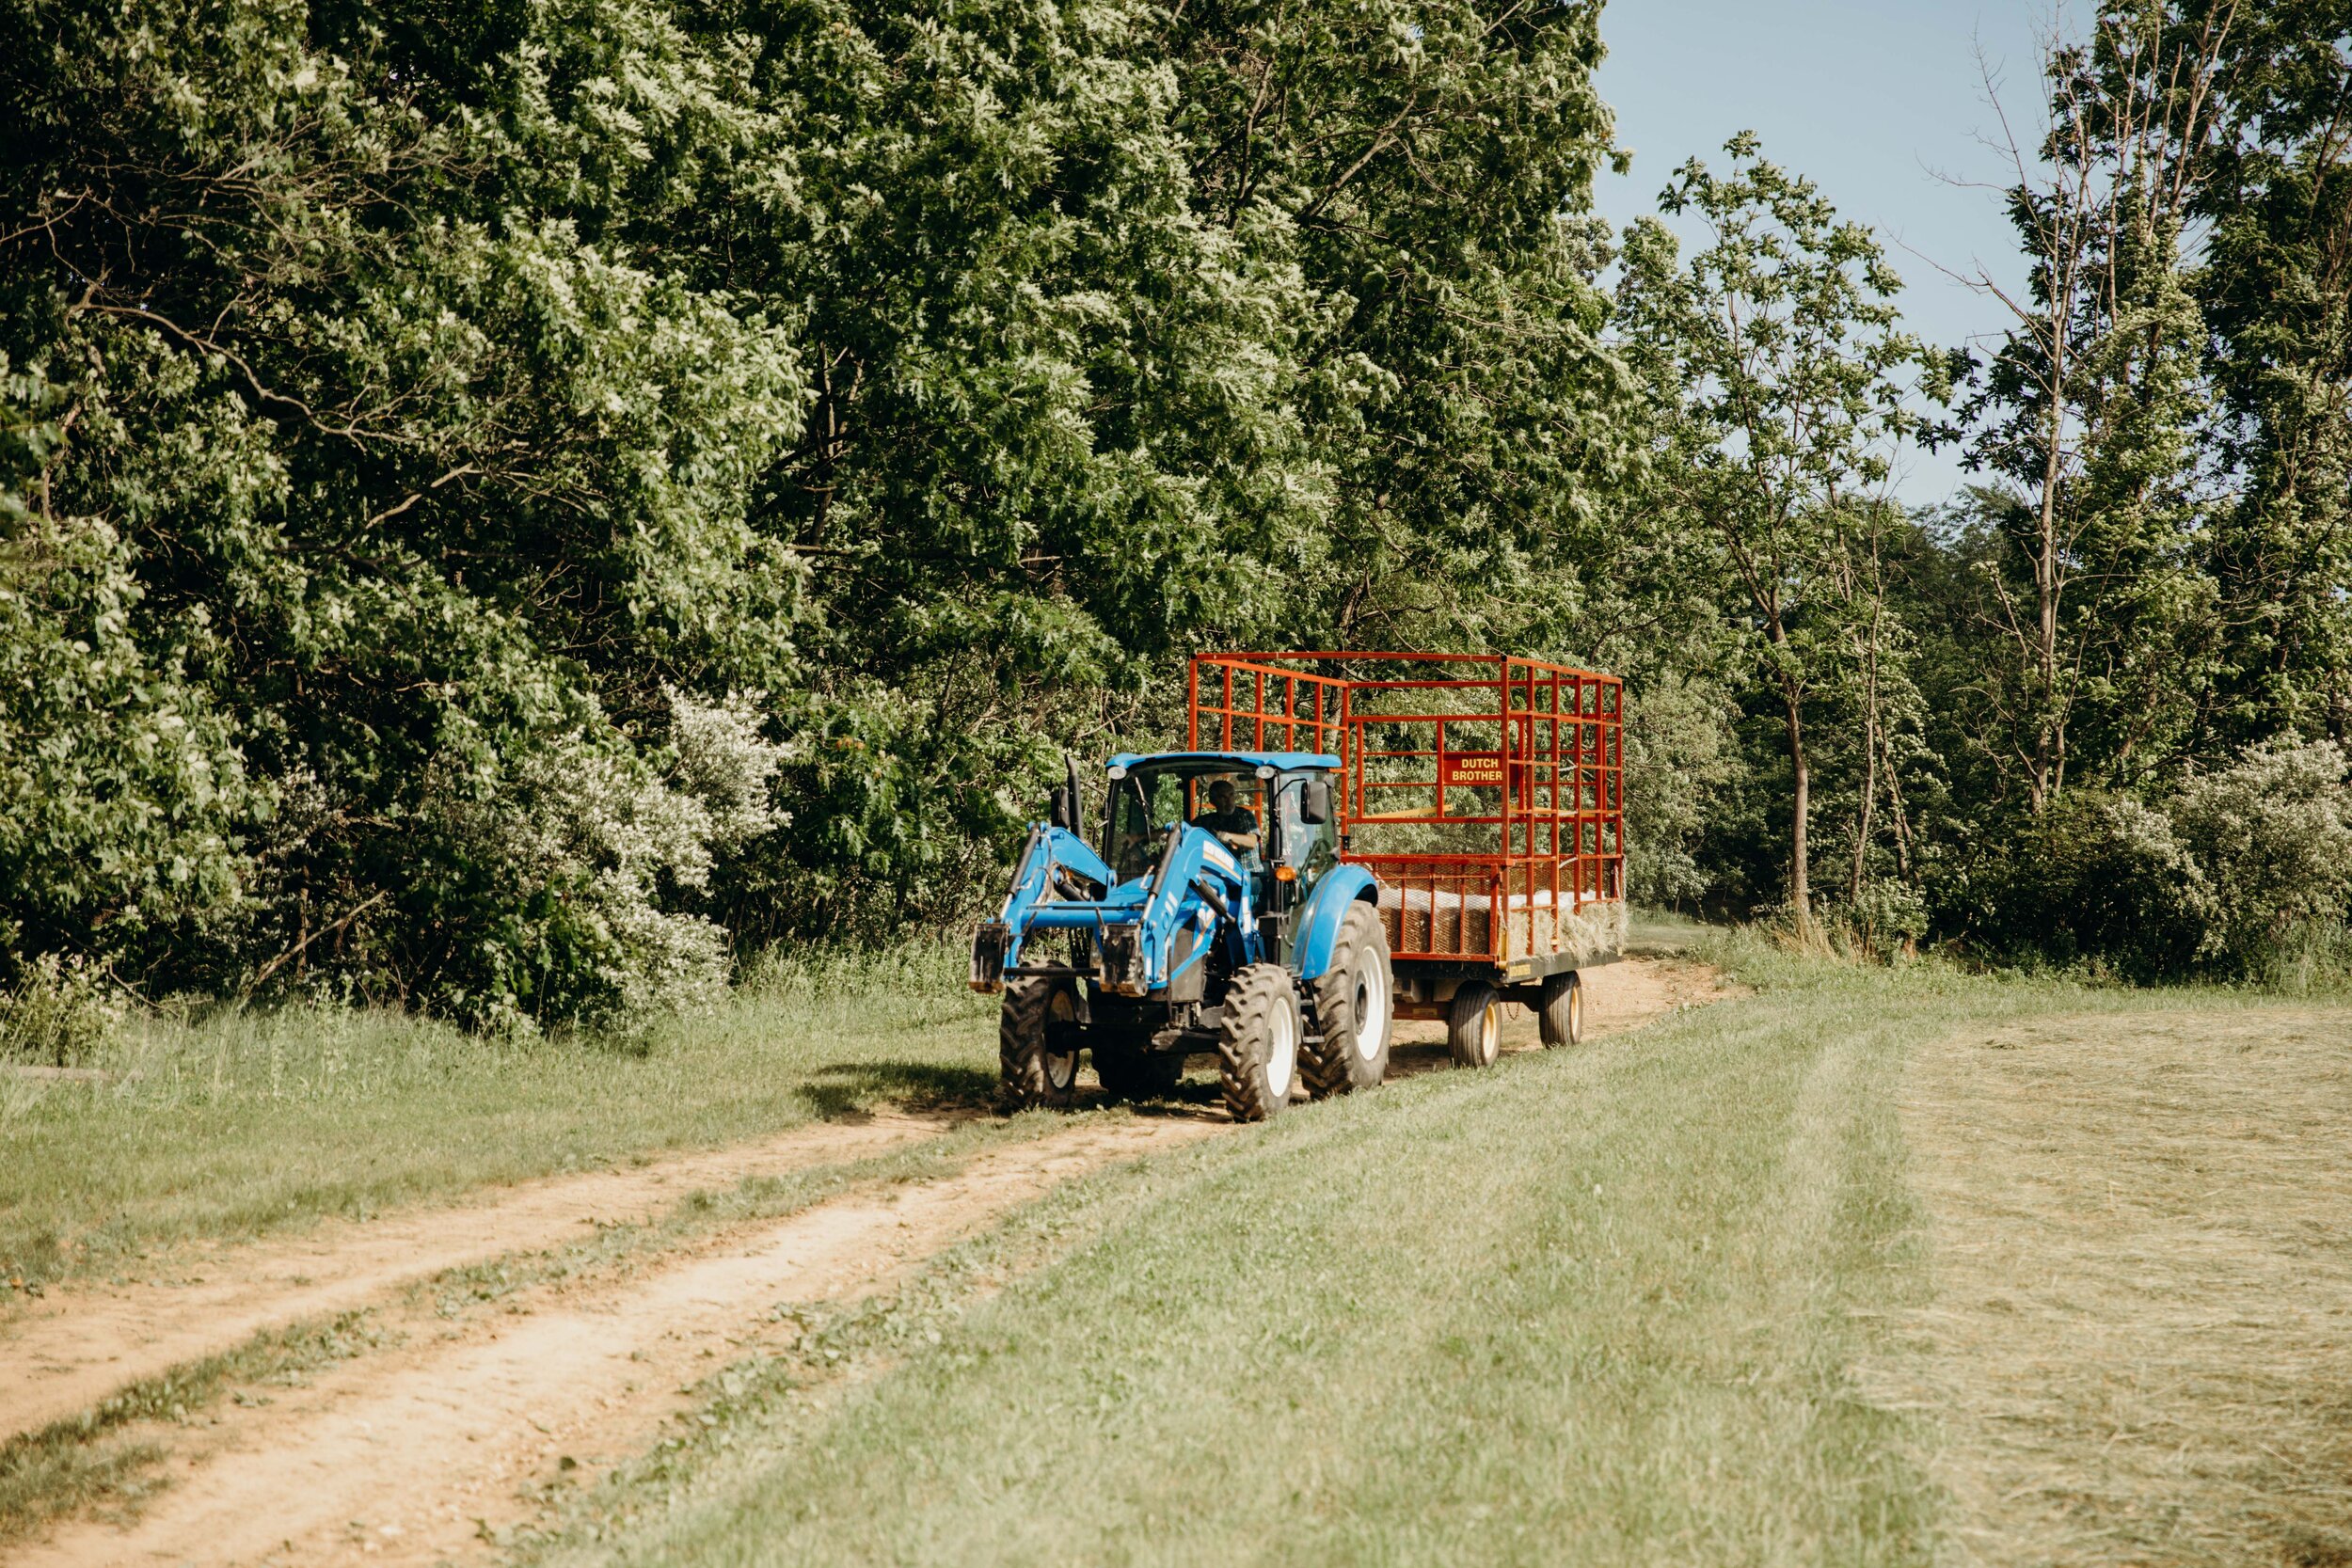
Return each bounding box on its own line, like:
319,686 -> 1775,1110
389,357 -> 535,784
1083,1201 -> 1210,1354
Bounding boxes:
1292,864 -> 1380,982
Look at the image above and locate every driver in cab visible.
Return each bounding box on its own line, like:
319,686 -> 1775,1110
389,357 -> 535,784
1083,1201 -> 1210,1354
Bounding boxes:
1193,778 -> 1262,860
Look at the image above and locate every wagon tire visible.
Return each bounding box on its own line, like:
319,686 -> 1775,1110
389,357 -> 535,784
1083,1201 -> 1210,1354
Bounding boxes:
1218,964 -> 1301,1122
1094,1044 -> 1184,1101
1303,901 -> 1392,1098
1000,976 -> 1083,1110
1446,980 -> 1503,1069
1538,970 -> 1583,1048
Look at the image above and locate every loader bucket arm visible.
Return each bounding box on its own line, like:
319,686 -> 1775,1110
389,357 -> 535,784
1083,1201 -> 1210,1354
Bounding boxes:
992,824 -> 1116,973
1136,821 -> 1259,992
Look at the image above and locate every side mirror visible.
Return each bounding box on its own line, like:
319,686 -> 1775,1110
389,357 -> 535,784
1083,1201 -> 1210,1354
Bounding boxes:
1299,777 -> 1331,825
1048,785 -> 1074,831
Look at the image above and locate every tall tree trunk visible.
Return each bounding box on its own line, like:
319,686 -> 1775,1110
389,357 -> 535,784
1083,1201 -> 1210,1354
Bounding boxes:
1782,671 -> 1811,934
1851,709 -> 1877,905
2032,393 -> 2065,814
1882,723 -> 1915,881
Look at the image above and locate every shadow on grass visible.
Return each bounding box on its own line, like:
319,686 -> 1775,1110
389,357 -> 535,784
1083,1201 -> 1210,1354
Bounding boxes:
798,1060 -> 999,1119
802,1055 -> 1238,1124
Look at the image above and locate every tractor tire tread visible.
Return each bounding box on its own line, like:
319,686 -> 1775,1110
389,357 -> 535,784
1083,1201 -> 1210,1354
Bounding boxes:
999,975 -> 1078,1110
1217,964 -> 1296,1122
1302,901 -> 1391,1099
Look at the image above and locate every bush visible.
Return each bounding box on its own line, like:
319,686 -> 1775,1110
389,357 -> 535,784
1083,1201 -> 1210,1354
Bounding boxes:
1836,879 -> 1928,959
1966,792 -> 2211,982
2169,739 -> 2352,977
0,952 -> 125,1066
1621,672 -> 1737,909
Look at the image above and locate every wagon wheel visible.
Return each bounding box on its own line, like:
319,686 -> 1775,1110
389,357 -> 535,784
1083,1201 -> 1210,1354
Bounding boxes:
1538,970 -> 1583,1048
1446,980 -> 1502,1069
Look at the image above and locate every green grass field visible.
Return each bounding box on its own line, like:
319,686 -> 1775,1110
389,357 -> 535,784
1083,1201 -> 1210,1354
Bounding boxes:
509,943 -> 2345,1568
0,945 -> 998,1286
10,933 -> 2347,1565
458,958 -> 2239,1568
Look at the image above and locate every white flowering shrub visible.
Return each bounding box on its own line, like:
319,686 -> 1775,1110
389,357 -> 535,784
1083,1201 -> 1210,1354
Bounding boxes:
2169,739 -> 2352,975
666,687 -> 793,850
421,724 -> 732,1035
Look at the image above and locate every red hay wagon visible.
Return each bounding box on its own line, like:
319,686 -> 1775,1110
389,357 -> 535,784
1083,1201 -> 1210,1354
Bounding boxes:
1189,651 -> 1628,1044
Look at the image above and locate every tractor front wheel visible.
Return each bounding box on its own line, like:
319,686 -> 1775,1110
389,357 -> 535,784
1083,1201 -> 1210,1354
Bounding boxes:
1303,901 -> 1392,1098
1001,976 -> 1083,1110
1218,964 -> 1301,1122
1446,980 -> 1502,1069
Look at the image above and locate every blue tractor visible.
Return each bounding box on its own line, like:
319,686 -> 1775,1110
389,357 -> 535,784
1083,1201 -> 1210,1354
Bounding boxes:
968,750 -> 1393,1121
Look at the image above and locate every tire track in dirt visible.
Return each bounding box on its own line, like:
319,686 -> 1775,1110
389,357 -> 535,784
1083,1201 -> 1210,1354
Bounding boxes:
7,958 -> 1724,1449
14,1116 -> 1221,1568
1,1108 -> 964,1442
9,954 -> 1725,1566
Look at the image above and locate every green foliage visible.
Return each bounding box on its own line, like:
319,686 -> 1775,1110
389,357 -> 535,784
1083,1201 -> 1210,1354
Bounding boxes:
1963,792 -> 2211,982
0,0 -> 1643,1008
0,953 -> 126,1067
1619,671 -> 1736,908
1,0 -> 2346,1005
1614,134 -> 1927,926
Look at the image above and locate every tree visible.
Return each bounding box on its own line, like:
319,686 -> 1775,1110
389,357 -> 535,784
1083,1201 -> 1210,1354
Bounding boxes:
1156,0 -> 1637,655
2189,0 -> 2352,745
1615,135 -> 1923,932
1949,5 -> 2236,806
0,0 -> 806,1022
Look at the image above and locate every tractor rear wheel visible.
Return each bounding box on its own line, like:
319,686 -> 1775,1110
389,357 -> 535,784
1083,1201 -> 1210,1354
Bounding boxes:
1094,1044 -> 1184,1101
1218,964 -> 1301,1122
1303,901 -> 1392,1098
1446,980 -> 1502,1069
1000,976 -> 1083,1110
1538,970 -> 1583,1048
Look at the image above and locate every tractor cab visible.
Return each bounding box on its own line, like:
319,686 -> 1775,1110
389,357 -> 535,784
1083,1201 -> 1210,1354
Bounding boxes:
1100,752 -> 1339,933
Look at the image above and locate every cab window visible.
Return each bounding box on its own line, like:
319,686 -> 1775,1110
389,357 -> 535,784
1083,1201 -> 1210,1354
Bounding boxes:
1273,775 -> 1337,870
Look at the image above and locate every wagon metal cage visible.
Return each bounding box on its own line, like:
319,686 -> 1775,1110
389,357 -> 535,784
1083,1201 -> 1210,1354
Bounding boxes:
1188,652 -> 1625,968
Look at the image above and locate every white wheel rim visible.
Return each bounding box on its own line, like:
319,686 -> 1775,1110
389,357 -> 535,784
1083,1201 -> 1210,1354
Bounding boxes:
1481,1004 -> 1499,1064
1266,999 -> 1297,1100
1046,991 -> 1079,1089
1568,983 -> 1582,1038
1353,958 -> 1390,1062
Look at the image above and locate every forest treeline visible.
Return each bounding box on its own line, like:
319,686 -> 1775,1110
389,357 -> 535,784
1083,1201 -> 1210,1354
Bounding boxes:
1,0 -> 2347,1032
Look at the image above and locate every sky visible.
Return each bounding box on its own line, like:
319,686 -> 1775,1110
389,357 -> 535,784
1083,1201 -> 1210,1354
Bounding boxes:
1592,0 -> 2057,506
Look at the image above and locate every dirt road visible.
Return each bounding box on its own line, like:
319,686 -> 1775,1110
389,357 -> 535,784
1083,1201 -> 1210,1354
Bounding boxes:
2,1110 -> 961,1443
8,954 -> 1721,1567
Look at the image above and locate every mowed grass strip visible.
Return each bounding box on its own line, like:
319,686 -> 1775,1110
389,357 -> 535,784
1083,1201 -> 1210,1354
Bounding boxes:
556,950 -> 2099,1568
1888,1005 -> 2352,1567
0,946 -> 996,1286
